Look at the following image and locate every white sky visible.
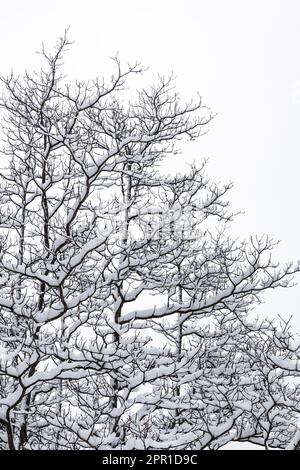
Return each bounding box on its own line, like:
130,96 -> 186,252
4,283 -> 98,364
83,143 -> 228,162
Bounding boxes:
1,0 -> 300,329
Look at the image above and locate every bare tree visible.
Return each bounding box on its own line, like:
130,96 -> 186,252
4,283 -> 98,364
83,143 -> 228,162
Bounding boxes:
0,33 -> 299,450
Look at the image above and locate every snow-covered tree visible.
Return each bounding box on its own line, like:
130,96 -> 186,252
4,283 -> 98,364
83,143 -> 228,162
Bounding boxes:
0,33 -> 299,450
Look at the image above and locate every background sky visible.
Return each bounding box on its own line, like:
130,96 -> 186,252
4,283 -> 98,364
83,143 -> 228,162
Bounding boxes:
0,0 -> 300,329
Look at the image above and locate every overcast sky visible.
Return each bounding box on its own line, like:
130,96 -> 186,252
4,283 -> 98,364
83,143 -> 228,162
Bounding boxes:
1,0 -> 300,328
